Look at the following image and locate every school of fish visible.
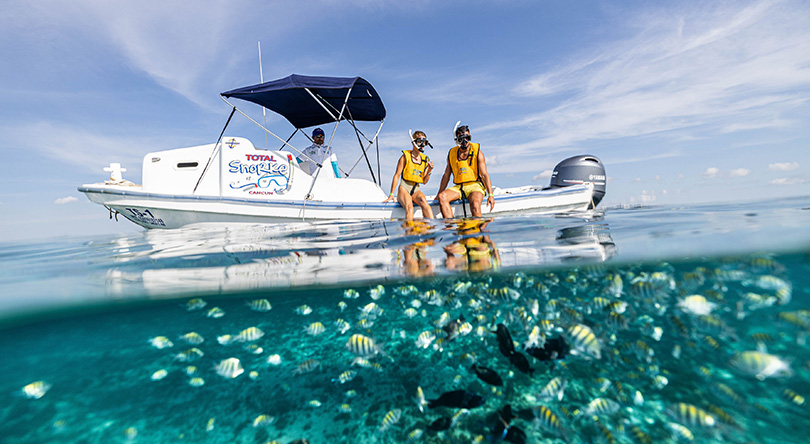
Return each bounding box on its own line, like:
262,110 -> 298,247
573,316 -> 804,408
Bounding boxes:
18,253 -> 809,443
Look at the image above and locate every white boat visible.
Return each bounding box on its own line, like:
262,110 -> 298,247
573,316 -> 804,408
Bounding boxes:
79,75 -> 605,229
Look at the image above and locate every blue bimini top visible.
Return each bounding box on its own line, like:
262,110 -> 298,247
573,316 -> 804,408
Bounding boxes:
221,74 -> 386,129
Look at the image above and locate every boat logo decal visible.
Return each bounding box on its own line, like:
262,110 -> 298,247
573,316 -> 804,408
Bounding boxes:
227,154 -> 291,195
226,138 -> 239,149
124,207 -> 166,227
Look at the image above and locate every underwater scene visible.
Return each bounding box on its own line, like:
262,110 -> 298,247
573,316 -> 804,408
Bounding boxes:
1,198 -> 809,444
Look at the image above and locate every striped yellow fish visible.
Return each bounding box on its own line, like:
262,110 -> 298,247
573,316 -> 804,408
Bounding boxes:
582,397 -> 620,417
246,299 -> 272,312
333,370 -> 357,384
185,298 -> 207,311
305,322 -> 325,336
414,386 -> 427,413
378,409 -> 402,432
538,376 -> 567,402
252,414 -> 275,427
346,334 -> 379,357
293,359 -> 320,375
22,381 -> 51,399
783,388 -> 805,406
236,326 -> 264,342
667,403 -> 715,427
730,350 -> 791,380
179,332 -> 204,345
565,324 -> 601,359
415,331 -> 436,348
533,405 -> 564,435
214,358 -> 243,379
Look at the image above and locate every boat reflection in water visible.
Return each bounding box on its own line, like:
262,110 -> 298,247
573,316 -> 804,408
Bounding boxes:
103,215 -> 616,297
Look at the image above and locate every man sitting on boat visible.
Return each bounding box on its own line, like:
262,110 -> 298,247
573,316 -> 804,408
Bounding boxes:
436,125 -> 495,218
384,131 -> 435,221
297,128 -> 332,175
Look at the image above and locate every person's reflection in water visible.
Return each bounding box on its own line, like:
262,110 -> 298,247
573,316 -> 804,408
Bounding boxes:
400,220 -> 435,277
444,219 -> 500,272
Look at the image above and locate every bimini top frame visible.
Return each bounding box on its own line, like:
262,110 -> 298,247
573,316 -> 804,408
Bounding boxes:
219,74 -> 387,185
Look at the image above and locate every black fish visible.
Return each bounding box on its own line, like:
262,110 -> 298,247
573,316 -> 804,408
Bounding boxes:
508,351 -> 533,376
496,323 -> 516,357
427,390 -> 486,409
526,336 -> 569,361
492,404 -> 515,439
428,417 -> 451,431
443,315 -> 465,341
505,426 -> 527,444
471,364 -> 504,386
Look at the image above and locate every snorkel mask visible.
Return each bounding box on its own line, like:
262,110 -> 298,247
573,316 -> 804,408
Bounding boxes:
454,121 -> 471,149
409,130 -> 433,153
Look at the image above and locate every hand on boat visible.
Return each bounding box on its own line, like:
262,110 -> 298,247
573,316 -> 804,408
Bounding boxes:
488,195 -> 495,212
384,195 -> 395,203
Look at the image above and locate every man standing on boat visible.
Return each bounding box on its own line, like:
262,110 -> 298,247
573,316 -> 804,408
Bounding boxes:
384,131 -> 435,220
297,128 -> 331,175
436,125 -> 495,218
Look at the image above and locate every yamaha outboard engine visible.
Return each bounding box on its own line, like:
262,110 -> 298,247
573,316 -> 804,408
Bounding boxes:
549,155 -> 606,208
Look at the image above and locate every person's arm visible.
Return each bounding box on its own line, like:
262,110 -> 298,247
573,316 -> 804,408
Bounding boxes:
384,156 -> 406,202
478,151 -> 495,211
437,154 -> 452,194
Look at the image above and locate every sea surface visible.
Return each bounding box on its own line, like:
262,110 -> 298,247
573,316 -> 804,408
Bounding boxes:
1,196 -> 809,444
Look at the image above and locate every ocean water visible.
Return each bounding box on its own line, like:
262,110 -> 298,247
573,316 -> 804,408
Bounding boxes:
1,197 -> 809,444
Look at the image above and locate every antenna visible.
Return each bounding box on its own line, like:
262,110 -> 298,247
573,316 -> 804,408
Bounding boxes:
258,41 -> 268,149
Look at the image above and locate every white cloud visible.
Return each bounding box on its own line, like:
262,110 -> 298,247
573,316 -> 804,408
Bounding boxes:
55,196 -> 78,204
769,161 -> 799,171
730,168 -> 750,177
704,167 -> 720,179
531,169 -> 553,181
483,1 -> 810,153
3,1 -> 341,108
3,122 -> 150,174
771,177 -> 805,185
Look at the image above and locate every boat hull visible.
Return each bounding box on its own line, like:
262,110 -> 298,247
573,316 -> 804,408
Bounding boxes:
78,183 -> 594,229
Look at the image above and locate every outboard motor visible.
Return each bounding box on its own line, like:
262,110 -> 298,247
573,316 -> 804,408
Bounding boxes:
549,155 -> 606,208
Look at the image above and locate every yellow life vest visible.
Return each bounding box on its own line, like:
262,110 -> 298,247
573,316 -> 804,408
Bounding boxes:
449,143 -> 480,184
402,150 -> 429,183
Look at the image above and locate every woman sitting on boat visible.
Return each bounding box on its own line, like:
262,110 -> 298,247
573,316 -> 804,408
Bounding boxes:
384,131 -> 435,221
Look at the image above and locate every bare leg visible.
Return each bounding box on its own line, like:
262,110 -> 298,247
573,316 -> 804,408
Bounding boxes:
437,189 -> 461,219
468,192 -> 484,217
412,191 -> 434,219
397,187 -> 415,221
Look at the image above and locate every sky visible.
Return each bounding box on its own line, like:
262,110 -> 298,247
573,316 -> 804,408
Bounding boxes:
1,0 -> 809,242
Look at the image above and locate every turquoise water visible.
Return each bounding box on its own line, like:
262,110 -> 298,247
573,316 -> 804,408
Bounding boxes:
1,197 -> 809,443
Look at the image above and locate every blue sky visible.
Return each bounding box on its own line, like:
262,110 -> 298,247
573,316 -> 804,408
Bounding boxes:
1,0 -> 808,241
